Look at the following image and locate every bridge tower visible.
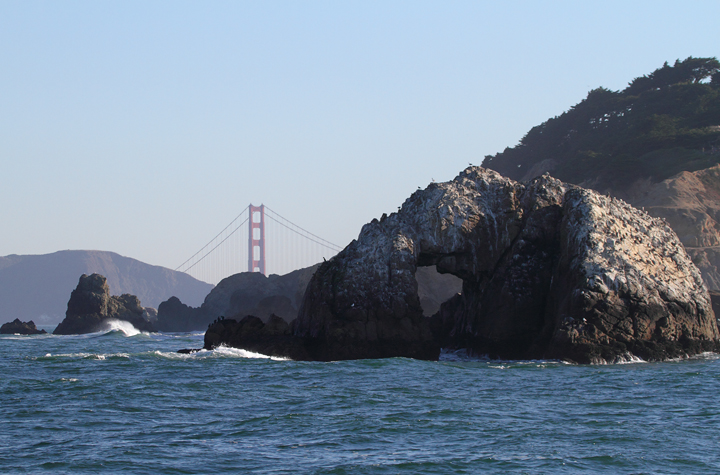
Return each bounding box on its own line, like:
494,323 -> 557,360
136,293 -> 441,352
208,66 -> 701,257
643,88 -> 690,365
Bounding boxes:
248,204 -> 266,275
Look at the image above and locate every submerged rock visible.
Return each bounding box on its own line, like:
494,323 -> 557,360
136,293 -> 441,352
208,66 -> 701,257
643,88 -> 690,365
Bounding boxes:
53,274 -> 157,335
209,167 -> 720,362
0,318 -> 46,335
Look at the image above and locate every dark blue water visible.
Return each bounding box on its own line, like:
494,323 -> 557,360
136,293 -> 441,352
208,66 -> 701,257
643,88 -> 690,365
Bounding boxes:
2,320 -> 720,474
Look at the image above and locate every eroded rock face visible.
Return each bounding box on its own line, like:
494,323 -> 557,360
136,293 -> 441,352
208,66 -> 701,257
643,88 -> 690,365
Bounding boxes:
613,165 -> 720,291
295,167 -> 719,362
54,274 -> 157,334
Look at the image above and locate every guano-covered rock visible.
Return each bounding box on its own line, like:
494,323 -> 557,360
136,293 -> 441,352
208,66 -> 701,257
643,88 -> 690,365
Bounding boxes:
293,167 -> 719,362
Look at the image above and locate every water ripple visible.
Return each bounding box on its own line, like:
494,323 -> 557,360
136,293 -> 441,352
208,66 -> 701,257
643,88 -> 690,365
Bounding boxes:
1,332 -> 719,473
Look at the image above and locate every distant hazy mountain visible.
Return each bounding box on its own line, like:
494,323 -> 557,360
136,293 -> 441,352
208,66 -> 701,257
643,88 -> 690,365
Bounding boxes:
0,250 -> 214,325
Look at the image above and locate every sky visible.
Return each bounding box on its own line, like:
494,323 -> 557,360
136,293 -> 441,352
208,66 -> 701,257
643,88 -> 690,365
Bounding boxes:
1,0 -> 719,275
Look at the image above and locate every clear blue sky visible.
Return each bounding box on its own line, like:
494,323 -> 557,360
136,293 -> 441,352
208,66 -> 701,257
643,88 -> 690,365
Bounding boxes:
1,0 -> 718,272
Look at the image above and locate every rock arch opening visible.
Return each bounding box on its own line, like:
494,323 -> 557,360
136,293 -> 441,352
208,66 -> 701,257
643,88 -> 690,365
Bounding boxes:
415,264 -> 463,317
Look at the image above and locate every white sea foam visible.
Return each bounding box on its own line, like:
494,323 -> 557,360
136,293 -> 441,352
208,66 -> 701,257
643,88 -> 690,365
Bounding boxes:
1,332 -> 53,340
163,332 -> 206,338
212,345 -> 289,360
153,349 -> 208,359
152,347 -> 288,361
39,352 -> 129,360
587,352 -> 647,365
101,319 -> 146,336
613,353 -> 646,364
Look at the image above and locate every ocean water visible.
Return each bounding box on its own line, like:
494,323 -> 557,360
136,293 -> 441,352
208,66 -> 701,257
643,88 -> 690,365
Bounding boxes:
2,322 -> 720,474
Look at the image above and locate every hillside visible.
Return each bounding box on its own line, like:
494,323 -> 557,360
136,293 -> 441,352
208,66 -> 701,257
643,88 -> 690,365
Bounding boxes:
483,57 -> 720,188
0,250 -> 213,325
482,57 -> 720,289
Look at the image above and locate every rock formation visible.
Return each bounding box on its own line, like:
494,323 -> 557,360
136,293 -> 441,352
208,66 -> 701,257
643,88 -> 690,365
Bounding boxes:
276,167 -> 717,362
157,266 -> 319,331
160,263 -> 460,333
203,315 -> 309,359
53,274 -> 157,334
496,162 -> 720,313
0,318 -> 46,335
617,165 -> 720,291
0,250 -> 212,326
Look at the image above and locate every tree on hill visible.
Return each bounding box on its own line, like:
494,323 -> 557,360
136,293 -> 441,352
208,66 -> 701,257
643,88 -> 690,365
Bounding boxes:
482,57 -> 720,192
626,57 -> 720,94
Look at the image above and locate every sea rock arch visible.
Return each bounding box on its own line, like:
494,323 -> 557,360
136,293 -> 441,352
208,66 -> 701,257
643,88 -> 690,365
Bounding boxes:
293,167 -> 719,362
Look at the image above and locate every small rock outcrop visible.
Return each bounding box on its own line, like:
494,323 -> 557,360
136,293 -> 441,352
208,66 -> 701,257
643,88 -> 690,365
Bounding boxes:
292,167 -> 718,362
203,315 -> 309,359
0,318 -> 46,335
53,274 -> 157,335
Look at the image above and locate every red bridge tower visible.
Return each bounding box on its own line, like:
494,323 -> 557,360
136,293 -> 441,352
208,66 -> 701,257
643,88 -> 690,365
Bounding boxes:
248,204 -> 266,275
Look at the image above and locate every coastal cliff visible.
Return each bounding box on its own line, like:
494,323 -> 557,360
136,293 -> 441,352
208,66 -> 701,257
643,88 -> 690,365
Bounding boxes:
206,167 -> 719,363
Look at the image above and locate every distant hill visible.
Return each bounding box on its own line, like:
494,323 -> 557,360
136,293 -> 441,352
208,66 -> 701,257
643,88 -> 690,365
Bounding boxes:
0,250 -> 214,325
482,57 -> 720,289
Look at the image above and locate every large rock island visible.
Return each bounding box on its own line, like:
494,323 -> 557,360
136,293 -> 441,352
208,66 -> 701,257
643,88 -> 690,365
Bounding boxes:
54,274 -> 157,334
205,167 -> 720,363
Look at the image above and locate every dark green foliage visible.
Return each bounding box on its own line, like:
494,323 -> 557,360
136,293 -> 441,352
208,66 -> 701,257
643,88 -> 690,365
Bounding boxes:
482,57 -> 720,190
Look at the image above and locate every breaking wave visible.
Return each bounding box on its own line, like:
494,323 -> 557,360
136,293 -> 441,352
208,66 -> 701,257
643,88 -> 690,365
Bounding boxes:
152,345 -> 289,361
99,319 -> 147,337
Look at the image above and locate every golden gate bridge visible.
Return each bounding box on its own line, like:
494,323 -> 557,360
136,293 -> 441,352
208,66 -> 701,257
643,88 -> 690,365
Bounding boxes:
175,204 -> 344,285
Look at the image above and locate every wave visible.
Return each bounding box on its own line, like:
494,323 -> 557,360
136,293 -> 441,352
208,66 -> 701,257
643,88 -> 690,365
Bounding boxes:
611,352 -> 647,364
98,319 -> 148,337
160,332 -> 207,338
689,351 -> 720,361
37,352 -> 131,360
0,333 -> 54,340
439,348 -> 490,362
213,345 -> 289,361
439,348 -> 573,368
151,345 -> 289,361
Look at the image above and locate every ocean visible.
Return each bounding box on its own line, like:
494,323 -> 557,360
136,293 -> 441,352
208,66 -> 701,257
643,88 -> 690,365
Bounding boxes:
1,321 -> 719,474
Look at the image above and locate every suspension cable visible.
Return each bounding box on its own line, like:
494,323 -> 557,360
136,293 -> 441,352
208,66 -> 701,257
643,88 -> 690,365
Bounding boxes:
177,216 -> 249,272
177,205 -> 344,278
264,213 -> 343,252
175,209 -> 248,271
264,206 -> 342,251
